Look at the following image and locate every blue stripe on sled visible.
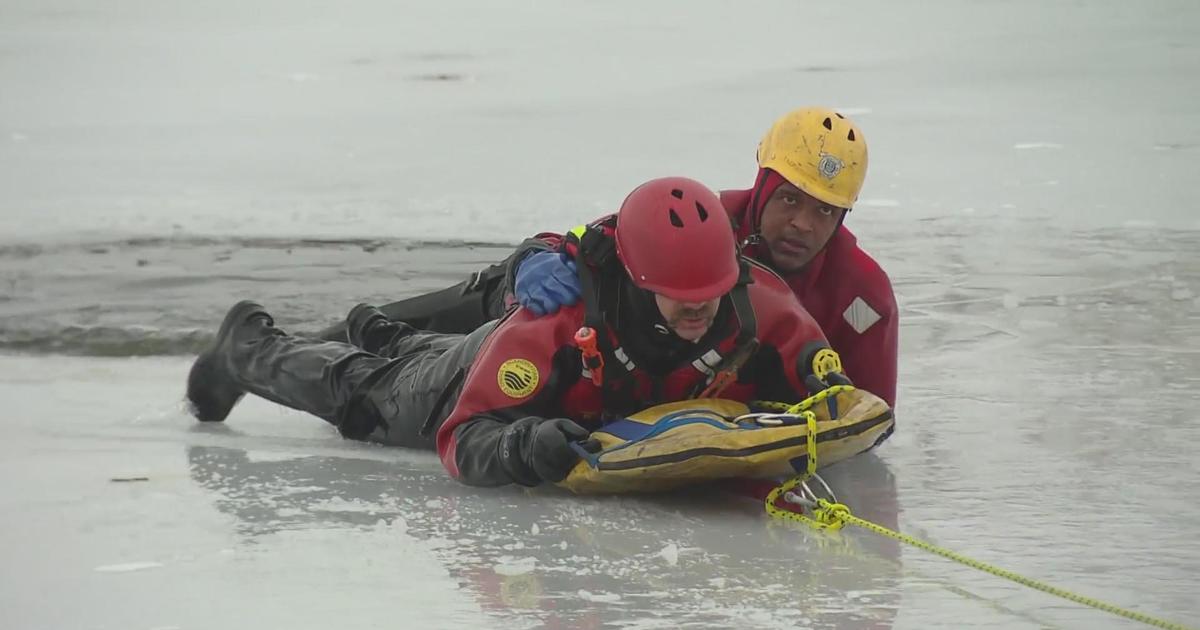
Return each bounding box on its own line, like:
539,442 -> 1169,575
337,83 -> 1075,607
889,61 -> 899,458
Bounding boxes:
593,410 -> 742,458
591,418 -> 657,442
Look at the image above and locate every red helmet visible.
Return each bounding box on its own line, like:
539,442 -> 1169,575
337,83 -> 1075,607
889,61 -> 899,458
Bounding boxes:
614,177 -> 740,302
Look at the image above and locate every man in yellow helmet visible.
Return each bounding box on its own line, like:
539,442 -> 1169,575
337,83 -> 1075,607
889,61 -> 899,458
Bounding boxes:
719,108 -> 898,407
319,108 -> 899,408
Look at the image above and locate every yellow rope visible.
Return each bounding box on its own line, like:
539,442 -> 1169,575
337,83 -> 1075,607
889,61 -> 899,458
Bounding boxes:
759,385 -> 1192,628
766,495 -> 1193,630
754,384 -> 857,416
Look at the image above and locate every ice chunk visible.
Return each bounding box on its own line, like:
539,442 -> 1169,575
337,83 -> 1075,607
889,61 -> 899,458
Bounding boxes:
494,556 -> 536,576
578,589 -> 622,603
658,543 -> 679,566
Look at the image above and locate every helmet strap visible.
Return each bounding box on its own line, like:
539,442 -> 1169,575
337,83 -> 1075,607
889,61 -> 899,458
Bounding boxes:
690,257 -> 760,398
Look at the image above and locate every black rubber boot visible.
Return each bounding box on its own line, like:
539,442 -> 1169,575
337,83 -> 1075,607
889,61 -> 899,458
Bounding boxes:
346,303 -> 416,356
186,301 -> 391,429
187,301 -> 274,422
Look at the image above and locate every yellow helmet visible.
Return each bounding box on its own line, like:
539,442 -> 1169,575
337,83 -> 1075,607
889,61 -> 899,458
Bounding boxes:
756,107 -> 868,209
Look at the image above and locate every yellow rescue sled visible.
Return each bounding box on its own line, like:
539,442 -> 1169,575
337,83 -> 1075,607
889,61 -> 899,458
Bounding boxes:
558,386 -> 893,494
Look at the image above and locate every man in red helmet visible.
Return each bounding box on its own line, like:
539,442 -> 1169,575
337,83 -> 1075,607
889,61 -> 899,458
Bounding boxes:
188,177 -> 852,486
318,108 -> 898,408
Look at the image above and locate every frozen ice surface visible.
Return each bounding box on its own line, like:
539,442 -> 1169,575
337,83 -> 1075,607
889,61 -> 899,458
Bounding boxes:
3,340 -> 1197,628
2,0 -> 1200,628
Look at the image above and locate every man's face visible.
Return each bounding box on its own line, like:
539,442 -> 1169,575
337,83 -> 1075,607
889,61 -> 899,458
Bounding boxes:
654,294 -> 722,342
758,182 -> 846,274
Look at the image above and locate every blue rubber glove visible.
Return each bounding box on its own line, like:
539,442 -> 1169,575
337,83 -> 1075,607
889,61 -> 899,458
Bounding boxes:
514,251 -> 582,316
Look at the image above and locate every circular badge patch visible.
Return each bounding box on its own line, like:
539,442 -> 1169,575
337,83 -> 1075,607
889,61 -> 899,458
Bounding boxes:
497,358 -> 539,398
810,348 -> 844,380
817,153 -> 844,180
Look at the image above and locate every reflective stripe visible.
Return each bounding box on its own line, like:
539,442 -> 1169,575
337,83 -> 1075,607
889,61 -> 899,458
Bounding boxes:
843,297 -> 881,334
612,346 -> 636,371
691,349 -> 724,383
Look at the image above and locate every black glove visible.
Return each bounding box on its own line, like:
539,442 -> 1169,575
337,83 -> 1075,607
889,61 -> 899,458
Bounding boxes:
499,417 -> 597,485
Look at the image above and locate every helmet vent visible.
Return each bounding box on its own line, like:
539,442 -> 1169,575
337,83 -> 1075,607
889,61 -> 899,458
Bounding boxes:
848,129 -> 856,141
695,202 -> 709,222
668,208 -> 684,227
670,188 -> 685,199
823,117 -> 833,130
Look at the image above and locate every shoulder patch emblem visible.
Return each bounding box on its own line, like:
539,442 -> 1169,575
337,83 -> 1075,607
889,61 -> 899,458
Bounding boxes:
843,297 -> 881,334
497,358 -> 539,398
810,347 -> 844,381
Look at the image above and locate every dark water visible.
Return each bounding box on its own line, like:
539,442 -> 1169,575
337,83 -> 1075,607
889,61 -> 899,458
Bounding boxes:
0,236 -> 512,355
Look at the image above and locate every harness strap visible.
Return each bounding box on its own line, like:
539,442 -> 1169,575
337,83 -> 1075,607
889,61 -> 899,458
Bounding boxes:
694,258 -> 760,397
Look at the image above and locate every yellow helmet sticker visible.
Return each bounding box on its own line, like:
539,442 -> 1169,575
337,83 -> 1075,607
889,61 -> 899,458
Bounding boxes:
811,348 -> 844,380
497,358 -> 539,398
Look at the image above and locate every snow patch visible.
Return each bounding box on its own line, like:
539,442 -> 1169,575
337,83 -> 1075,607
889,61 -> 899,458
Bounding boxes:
1013,142 -> 1063,149
95,561 -> 163,573
244,450 -> 309,463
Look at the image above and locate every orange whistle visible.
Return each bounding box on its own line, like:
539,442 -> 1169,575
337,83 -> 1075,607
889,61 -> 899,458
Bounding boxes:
574,326 -> 604,386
